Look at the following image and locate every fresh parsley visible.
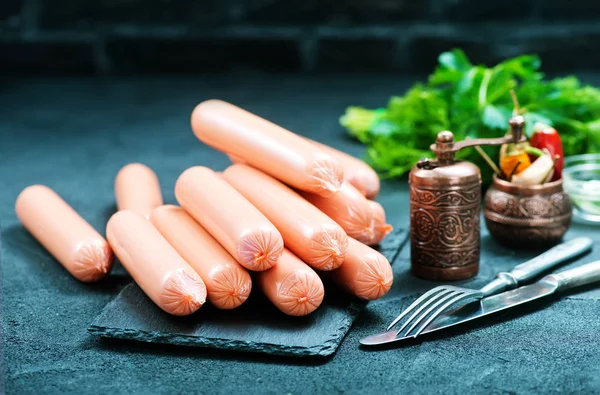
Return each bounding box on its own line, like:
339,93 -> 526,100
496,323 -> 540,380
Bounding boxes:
340,49 -> 600,184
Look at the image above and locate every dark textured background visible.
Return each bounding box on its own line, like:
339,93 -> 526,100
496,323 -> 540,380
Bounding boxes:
1,0 -> 600,75
3,1 -> 600,390
2,75 -> 600,394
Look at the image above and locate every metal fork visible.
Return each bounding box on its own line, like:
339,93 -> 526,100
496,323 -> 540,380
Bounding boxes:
388,237 -> 593,338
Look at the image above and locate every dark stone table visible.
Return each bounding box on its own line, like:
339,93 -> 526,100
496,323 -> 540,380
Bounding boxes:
2,74 -> 599,394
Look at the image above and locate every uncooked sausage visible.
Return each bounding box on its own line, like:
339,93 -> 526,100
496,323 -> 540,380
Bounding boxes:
191,100 -> 344,196
223,164 -> 348,271
114,163 -> 163,219
175,166 -> 283,271
300,182 -> 375,244
106,210 -> 207,316
256,249 -> 324,316
151,205 -> 252,310
308,138 -> 380,199
15,185 -> 114,282
330,238 -> 393,300
367,200 -> 393,245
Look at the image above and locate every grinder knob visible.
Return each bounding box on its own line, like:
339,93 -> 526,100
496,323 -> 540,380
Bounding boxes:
437,130 -> 454,143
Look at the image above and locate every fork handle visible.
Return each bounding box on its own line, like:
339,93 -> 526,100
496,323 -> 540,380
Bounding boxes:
546,260 -> 600,292
480,237 -> 593,297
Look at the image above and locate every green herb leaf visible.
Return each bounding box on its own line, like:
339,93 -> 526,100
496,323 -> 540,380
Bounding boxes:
438,49 -> 472,72
341,49 -> 600,185
482,105 -> 511,130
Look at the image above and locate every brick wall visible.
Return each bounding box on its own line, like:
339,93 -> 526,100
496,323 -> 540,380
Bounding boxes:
1,0 -> 599,75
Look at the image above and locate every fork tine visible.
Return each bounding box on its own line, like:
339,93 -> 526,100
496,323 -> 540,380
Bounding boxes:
410,291 -> 481,338
396,288 -> 458,335
386,286 -> 448,331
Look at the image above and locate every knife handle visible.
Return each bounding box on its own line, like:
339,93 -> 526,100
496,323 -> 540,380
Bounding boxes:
480,238 -> 593,297
510,237 -> 593,283
548,260 -> 600,292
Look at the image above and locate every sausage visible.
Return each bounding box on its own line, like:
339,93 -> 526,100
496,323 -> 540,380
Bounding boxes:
191,100 -> 344,197
227,154 -> 245,165
151,205 -> 252,310
300,182 -> 375,245
114,163 -> 163,219
256,249 -> 324,316
175,166 -> 283,271
15,185 -> 114,282
229,160 -> 387,244
367,200 -> 393,245
330,238 -> 393,300
307,138 -> 380,199
107,210 -> 207,316
223,164 -> 348,271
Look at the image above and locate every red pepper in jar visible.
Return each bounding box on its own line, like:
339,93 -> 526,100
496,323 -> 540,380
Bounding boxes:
530,122 -> 563,181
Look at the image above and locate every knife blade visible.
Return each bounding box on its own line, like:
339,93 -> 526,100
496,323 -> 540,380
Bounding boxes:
360,260 -> 600,346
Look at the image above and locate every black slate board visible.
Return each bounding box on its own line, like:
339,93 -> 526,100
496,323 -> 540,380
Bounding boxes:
88,228 -> 408,357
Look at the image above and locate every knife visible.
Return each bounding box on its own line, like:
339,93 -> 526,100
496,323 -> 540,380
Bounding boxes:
360,260 -> 600,346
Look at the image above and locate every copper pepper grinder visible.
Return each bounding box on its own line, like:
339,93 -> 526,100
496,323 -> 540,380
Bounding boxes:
409,115 -> 526,281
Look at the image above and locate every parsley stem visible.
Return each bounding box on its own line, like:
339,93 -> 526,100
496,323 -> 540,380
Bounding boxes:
478,69 -> 492,109
473,143 -> 501,175
510,90 -> 520,115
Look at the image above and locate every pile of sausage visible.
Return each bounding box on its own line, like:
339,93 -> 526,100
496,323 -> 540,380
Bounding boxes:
15,100 -> 394,317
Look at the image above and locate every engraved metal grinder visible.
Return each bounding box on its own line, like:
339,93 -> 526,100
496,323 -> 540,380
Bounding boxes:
409,115 -> 526,281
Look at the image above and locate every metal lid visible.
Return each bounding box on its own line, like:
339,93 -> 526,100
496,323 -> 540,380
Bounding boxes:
409,159 -> 481,187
